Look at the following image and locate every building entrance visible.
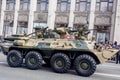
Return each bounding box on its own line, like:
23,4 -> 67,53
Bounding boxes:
17,22 -> 28,34
55,23 -> 68,28
94,26 -> 110,43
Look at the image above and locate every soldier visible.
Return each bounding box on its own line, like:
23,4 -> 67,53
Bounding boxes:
77,22 -> 90,40
35,28 -> 43,38
113,41 -> 120,64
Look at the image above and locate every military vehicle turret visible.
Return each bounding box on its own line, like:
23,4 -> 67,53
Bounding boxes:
0,27 -> 119,77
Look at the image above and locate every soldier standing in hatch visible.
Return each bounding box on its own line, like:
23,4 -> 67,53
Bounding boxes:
77,21 -> 90,40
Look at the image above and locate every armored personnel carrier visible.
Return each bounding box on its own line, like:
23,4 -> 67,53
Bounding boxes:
0,27 -> 119,77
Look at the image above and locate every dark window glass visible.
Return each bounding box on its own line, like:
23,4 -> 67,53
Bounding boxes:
76,0 -> 79,2
76,3 -> 79,11
101,2 -> 107,12
3,14 -> 14,36
6,0 -> 15,10
61,2 -> 67,11
80,0 -> 86,1
96,3 -> 100,11
17,22 -> 28,34
20,0 -> 30,10
0,0 -> 2,10
68,2 -> 70,10
57,4 -> 60,10
87,3 -> 90,11
109,3 -> 113,11
96,0 -> 100,2
109,0 -> 113,2
87,0 -> 91,2
75,0 -> 91,12
62,0 -> 67,1
80,2 -> 86,12
96,0 -> 113,12
37,0 -> 48,11
57,0 -> 71,12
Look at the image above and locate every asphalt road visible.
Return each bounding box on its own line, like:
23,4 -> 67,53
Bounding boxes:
0,52 -> 120,80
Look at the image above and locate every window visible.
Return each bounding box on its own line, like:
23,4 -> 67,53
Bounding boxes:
20,0 -> 30,10
0,0 -> 1,10
34,23 -> 47,28
101,2 -> 107,12
17,22 -> 28,34
3,14 -> 14,37
96,0 -> 113,12
6,0 -> 15,10
57,0 -> 71,12
96,3 -> 100,11
75,0 -> 91,12
109,2 -> 113,11
37,0 -> 49,11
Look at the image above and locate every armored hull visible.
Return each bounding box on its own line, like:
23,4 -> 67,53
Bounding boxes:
0,38 -> 118,77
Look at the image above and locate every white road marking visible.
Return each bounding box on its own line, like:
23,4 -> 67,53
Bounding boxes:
0,61 -> 120,78
0,61 -> 6,64
95,72 -> 120,78
98,64 -> 120,69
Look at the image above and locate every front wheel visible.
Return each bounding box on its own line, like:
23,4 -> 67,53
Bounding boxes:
74,54 -> 96,77
7,50 -> 23,67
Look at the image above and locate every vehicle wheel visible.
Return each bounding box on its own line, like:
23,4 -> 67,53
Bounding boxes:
7,50 -> 23,67
50,53 -> 71,73
25,51 -> 42,70
74,54 -> 96,77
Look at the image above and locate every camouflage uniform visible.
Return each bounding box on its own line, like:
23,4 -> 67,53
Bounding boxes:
77,24 -> 90,40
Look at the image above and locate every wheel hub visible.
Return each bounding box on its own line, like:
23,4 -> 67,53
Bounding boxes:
55,58 -> 64,68
79,61 -> 89,70
29,57 -> 36,64
10,56 -> 17,62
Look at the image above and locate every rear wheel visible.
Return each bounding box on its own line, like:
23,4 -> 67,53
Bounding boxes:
25,51 -> 42,70
50,53 -> 71,73
74,54 -> 96,77
7,50 -> 23,67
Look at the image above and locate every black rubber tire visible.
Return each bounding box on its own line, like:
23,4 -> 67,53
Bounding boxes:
50,53 -> 71,73
25,51 -> 42,70
7,50 -> 23,67
74,54 -> 96,77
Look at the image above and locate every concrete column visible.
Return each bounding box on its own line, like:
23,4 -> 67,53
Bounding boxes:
88,0 -> 96,39
110,0 -> 117,42
28,0 -> 37,34
0,0 -> 6,35
113,0 -> 120,43
68,0 -> 76,28
47,0 -> 57,29
13,0 -> 20,34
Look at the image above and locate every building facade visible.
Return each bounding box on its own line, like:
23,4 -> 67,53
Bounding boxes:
0,0 -> 120,43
